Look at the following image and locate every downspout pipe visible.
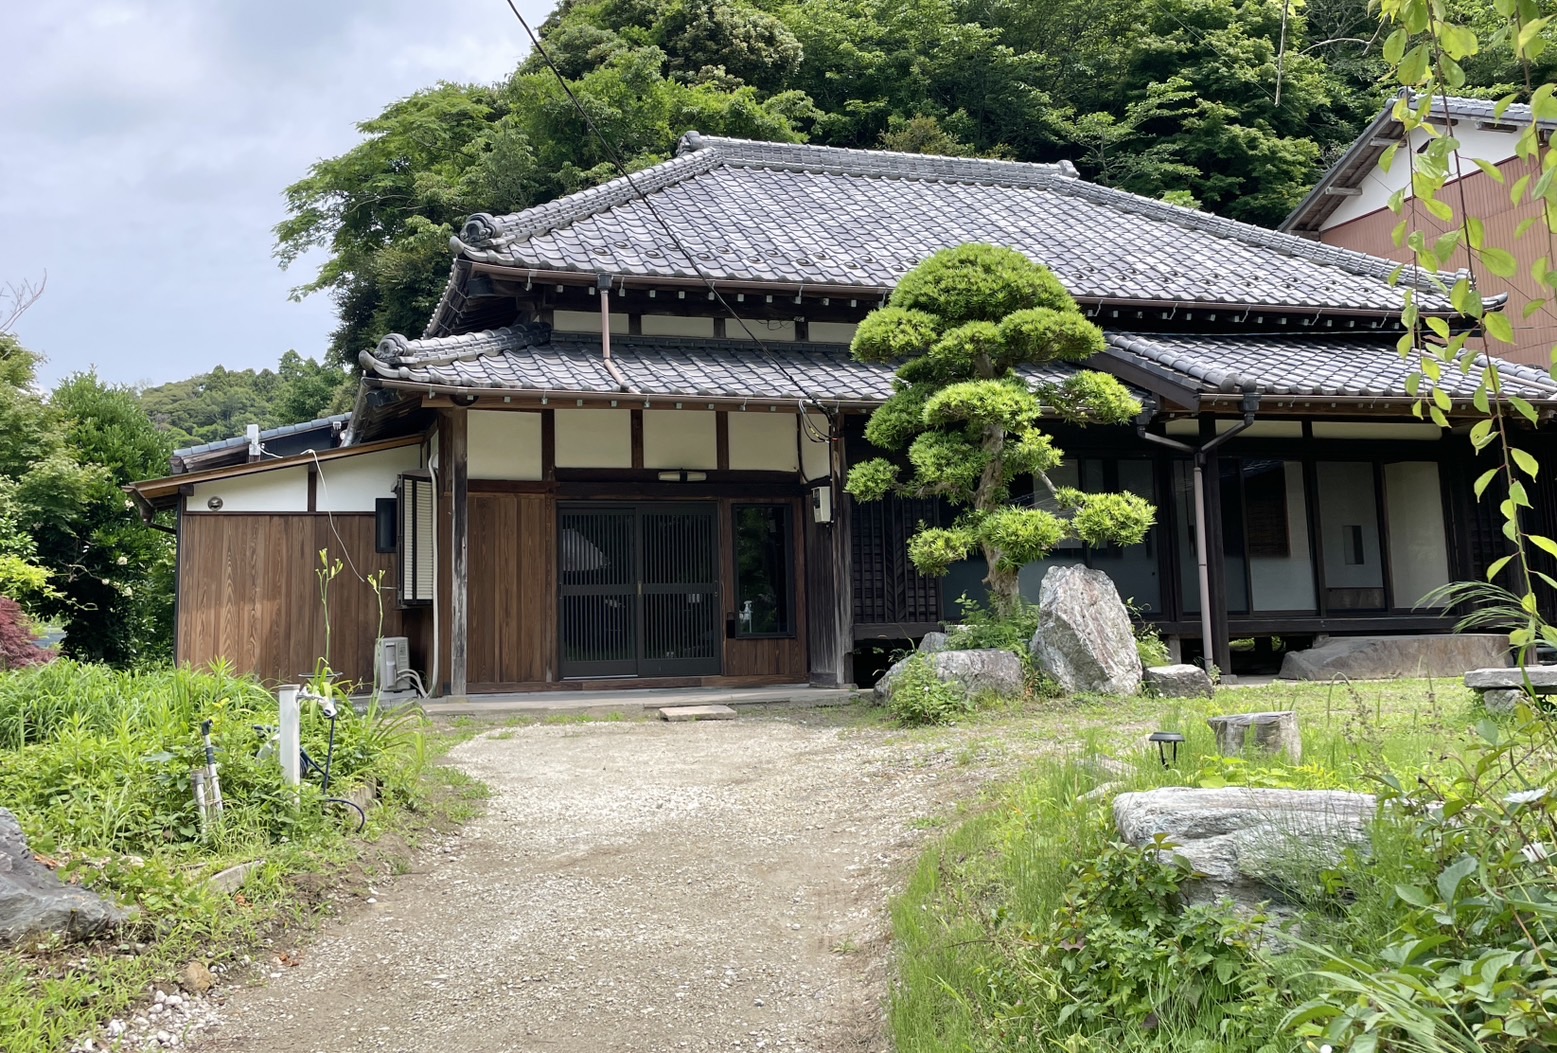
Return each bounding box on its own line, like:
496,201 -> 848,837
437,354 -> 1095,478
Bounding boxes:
597,273 -> 640,394
1134,385 -> 1261,673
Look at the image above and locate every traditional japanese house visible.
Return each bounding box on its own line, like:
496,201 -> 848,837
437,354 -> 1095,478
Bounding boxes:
129,134 -> 1557,696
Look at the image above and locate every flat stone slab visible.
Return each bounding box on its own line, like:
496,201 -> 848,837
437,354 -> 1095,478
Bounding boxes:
658,705 -> 738,722
1115,787 -> 1375,908
1464,667 -> 1557,691
1279,634 -> 1509,681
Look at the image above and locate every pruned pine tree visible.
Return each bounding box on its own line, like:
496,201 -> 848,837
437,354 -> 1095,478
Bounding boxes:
844,245 -> 1155,616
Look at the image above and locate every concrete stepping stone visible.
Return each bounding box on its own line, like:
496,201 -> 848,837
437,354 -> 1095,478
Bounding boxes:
658,704 -> 738,722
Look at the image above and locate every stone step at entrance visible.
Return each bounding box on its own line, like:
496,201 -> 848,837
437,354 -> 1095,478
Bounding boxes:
658,704 -> 738,722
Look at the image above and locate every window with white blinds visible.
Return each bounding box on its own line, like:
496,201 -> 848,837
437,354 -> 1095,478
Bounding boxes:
397,475 -> 434,606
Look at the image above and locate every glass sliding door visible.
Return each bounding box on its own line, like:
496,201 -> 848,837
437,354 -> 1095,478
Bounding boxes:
1383,461 -> 1451,609
1244,459 -> 1317,613
1315,462 -> 1387,611
1176,458 -> 1315,615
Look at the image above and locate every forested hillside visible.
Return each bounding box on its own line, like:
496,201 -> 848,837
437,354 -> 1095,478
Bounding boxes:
137,350 -> 350,449
274,0 -> 1554,374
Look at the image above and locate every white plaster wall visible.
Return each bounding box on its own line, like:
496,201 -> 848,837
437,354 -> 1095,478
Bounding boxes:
800,412 -> 830,481
643,410 -> 717,469
1311,422 -> 1442,440
316,445 -> 423,511
552,308 -> 628,334
192,467 -> 310,512
1323,123 -> 1520,228
729,411 -> 798,472
468,411 -> 543,480
1248,460 -> 1318,611
725,319 -> 796,342
1385,461 -> 1451,607
555,408 -> 632,468
1317,462 -> 1385,588
641,315 -> 715,337
809,321 -> 857,344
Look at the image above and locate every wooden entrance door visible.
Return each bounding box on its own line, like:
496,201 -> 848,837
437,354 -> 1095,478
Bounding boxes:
557,503 -> 721,678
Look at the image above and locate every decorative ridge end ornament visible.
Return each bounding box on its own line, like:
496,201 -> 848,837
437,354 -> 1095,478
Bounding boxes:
676,130 -> 707,155
844,243 -> 1156,617
460,213 -> 504,248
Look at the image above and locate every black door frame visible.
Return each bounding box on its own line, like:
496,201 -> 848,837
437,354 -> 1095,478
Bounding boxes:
557,501 -> 722,678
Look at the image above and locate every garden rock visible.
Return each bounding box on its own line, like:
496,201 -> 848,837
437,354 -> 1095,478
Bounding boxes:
1029,565 -> 1141,696
917,631 -> 951,654
1144,664 -> 1214,699
873,649 -> 1025,704
1207,711 -> 1302,763
0,808 -> 128,947
1483,688 -> 1525,715
1114,787 -> 1375,910
1279,633 -> 1508,680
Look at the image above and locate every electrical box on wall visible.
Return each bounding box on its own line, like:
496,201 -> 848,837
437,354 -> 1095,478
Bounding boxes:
811,484 -> 833,524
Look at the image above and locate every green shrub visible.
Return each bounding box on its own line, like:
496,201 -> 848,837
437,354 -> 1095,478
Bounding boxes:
1135,621 -> 1171,668
1023,835 -> 1282,1045
0,660 -> 427,854
888,652 -> 974,726
946,593 -> 1038,655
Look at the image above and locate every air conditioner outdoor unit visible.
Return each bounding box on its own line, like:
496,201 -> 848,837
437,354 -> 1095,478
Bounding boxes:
376,636 -> 411,692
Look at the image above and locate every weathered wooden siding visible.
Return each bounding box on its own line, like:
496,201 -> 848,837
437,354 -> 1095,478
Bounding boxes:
177,513 -> 401,686
468,491 -> 557,685
1321,154 -> 1552,366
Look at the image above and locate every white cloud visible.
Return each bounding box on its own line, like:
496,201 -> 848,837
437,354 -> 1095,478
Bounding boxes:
0,0 -> 547,388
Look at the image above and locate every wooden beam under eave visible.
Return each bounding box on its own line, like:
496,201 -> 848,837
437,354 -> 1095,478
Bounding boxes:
449,406 -> 470,697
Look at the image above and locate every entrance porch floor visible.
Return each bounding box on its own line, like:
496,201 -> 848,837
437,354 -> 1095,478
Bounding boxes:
418,683 -> 859,720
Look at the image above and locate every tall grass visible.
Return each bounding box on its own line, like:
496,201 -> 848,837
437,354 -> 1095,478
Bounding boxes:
889,677 -> 1489,1053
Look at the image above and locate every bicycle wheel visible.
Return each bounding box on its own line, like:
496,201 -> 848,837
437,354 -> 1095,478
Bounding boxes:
323,797 -> 366,833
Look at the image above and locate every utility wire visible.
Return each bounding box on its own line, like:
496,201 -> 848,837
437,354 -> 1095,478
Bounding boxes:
499,0 -> 838,441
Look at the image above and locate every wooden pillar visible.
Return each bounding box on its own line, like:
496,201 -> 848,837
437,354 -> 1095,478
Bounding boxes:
805,415 -> 854,687
1200,418 -> 1232,676
449,406 -> 470,697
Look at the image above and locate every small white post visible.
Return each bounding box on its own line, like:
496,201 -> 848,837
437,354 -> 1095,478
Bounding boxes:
278,685 -> 301,791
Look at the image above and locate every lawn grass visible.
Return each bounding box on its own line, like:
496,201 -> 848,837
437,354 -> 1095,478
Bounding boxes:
886,676 -> 1490,1053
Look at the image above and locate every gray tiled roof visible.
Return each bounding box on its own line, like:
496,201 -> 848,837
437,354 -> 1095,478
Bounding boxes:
448,134 -> 1458,316
1107,332 -> 1557,402
363,325 -> 1083,405
171,413 -> 351,459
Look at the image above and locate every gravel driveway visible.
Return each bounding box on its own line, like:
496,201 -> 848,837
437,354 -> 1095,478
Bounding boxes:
179,716 -> 1018,1053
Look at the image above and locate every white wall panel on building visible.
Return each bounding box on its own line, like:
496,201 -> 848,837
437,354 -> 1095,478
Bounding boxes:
1311,422 -> 1442,440
468,411 -> 544,480
725,319 -> 796,342
552,309 -> 628,334
555,408 -> 632,468
800,412 -> 830,481
1247,460 -> 1318,611
1322,124 -> 1519,228
316,445 -> 423,511
729,411 -> 798,471
643,410 -> 717,469
641,315 -> 716,337
808,321 -> 857,344
192,467 -> 310,512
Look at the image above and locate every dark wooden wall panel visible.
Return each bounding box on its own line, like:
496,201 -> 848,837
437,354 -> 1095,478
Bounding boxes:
468,492 -> 556,686
178,514 -> 401,687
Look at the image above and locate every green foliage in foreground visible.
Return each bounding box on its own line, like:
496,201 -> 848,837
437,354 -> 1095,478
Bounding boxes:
0,661 -> 459,1053
890,678 -> 1533,1053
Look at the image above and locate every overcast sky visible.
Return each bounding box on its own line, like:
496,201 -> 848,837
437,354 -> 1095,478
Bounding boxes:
1,0 -> 551,388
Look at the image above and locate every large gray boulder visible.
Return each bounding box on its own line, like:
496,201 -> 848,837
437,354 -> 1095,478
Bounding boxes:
1114,787 -> 1375,910
1029,566 -> 1141,696
1,808 -> 128,947
874,649 -> 1025,705
1280,634 -> 1509,680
